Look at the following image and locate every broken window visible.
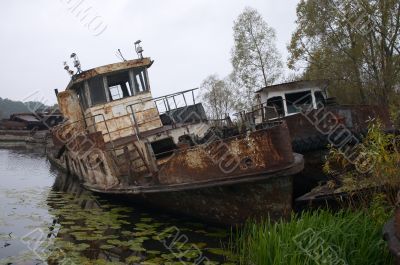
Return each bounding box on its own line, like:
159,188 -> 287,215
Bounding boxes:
74,82 -> 89,110
267,96 -> 284,116
86,68 -> 151,106
132,69 -> 150,94
106,71 -> 132,101
151,137 -> 177,159
89,76 -> 107,105
285,91 -> 313,114
314,91 -> 326,108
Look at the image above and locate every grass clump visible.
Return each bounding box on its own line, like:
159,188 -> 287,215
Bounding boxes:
231,208 -> 392,265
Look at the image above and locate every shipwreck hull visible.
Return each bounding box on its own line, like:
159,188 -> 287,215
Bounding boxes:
48,122 -> 299,190
132,175 -> 293,226
85,153 -> 303,226
285,105 -> 393,153
49,151 -> 303,226
282,105 -> 394,198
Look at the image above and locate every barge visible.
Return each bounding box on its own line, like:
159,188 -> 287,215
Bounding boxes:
0,112 -> 63,144
47,49 -> 303,225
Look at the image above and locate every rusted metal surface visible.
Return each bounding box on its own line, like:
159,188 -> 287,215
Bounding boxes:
285,105 -> 393,152
0,120 -> 27,130
135,174 -> 294,226
66,58 -> 152,89
0,112 -> 63,132
11,113 -> 41,123
384,202 -> 400,264
157,122 -> 294,185
58,90 -> 85,128
48,119 -> 303,224
84,153 -> 303,225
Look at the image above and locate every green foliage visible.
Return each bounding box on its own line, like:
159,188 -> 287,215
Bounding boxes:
323,120 -> 400,198
231,209 -> 392,265
369,193 -> 394,227
289,0 -> 400,105
42,190 -> 234,265
231,7 -> 283,108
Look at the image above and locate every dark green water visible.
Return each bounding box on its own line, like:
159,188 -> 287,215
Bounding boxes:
0,147 -> 236,265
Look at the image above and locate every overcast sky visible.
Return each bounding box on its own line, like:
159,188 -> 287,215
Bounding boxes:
0,0 -> 300,105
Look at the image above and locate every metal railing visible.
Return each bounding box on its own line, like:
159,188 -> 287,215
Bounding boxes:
153,88 -> 198,114
125,88 -> 201,138
56,113 -> 116,152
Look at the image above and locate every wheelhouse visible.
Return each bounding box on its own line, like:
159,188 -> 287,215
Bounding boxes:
254,80 -> 329,118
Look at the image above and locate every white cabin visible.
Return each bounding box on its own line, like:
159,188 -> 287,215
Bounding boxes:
254,80 -> 329,118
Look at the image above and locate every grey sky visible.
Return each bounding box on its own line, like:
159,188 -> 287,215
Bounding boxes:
0,0 -> 300,105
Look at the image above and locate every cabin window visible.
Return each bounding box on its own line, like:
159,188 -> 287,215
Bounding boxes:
267,96 -> 284,116
285,91 -> 313,114
89,76 -> 107,105
314,91 -> 326,108
132,69 -> 150,93
151,138 -> 177,159
75,83 -> 89,110
106,71 -> 132,101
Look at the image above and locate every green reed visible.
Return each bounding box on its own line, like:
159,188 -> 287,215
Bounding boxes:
231,209 -> 392,265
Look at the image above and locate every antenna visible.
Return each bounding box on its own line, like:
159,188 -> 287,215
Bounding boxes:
134,40 -> 144,59
115,49 -> 127,62
63,61 -> 74,77
70,53 -> 82,74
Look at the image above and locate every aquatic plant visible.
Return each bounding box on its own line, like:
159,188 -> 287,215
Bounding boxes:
44,190 -> 234,265
231,209 -> 392,265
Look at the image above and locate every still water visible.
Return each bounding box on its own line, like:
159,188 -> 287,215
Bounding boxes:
0,147 -> 236,265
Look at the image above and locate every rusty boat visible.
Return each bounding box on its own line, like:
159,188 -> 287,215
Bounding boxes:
47,49 -> 304,225
245,80 -> 394,201
0,111 -> 63,144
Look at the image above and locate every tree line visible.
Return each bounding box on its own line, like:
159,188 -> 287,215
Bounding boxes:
0,98 -> 50,119
200,1 -> 400,121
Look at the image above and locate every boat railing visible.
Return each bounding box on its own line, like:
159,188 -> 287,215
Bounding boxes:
125,88 -> 203,138
208,116 -> 234,128
152,88 -> 198,114
249,102 -> 281,123
125,104 -> 142,140
234,103 -> 279,126
58,113 -> 117,153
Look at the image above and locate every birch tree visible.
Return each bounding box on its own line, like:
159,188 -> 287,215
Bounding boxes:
200,75 -> 236,120
231,7 -> 283,108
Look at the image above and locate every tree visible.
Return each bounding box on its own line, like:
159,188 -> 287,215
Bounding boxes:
288,0 -> 400,105
232,7 -> 283,108
200,75 -> 236,120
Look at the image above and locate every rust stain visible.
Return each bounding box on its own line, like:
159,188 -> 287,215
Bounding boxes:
157,122 -> 294,185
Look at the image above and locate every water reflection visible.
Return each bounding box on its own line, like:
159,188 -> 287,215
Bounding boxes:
0,148 -> 236,265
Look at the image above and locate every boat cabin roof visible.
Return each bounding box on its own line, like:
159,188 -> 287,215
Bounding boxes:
66,57 -> 153,90
255,80 -> 329,94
